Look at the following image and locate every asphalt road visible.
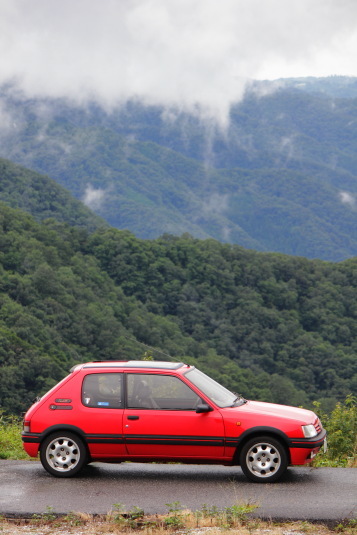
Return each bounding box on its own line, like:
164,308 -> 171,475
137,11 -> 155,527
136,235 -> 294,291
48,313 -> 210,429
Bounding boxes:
0,460 -> 356,524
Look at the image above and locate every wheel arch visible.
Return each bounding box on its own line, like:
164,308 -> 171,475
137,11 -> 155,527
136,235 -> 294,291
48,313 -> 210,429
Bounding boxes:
39,425 -> 91,458
233,426 -> 291,465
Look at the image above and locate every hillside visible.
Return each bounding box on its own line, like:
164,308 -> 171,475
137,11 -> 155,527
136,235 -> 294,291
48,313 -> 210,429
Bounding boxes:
0,203 -> 355,415
0,157 -> 106,231
0,77 -> 356,261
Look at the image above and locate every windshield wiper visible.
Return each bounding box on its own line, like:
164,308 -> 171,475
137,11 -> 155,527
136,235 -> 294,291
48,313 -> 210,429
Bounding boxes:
231,394 -> 247,406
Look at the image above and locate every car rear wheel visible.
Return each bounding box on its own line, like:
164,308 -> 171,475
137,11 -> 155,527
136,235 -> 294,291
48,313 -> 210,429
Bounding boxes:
240,436 -> 288,483
40,432 -> 87,477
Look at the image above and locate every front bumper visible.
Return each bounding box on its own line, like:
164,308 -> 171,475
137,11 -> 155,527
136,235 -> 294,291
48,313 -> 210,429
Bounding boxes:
288,429 -> 327,465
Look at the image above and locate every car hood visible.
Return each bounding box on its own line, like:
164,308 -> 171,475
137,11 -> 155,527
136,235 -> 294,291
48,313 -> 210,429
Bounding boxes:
239,400 -> 316,424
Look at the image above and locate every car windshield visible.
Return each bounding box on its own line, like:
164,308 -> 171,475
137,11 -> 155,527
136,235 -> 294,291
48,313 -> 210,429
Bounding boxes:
185,368 -> 245,408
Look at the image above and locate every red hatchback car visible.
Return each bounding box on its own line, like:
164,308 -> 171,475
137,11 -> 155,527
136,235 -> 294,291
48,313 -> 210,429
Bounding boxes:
22,361 -> 327,482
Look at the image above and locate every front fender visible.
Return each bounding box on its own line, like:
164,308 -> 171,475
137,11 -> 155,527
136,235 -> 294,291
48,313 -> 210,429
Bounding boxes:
230,426 -> 291,463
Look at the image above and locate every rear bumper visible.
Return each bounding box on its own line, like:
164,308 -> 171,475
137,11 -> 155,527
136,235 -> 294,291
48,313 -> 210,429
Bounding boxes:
22,441 -> 40,457
22,433 -> 40,457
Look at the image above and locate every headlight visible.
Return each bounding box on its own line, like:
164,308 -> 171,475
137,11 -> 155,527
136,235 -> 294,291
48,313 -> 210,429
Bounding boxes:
302,424 -> 317,438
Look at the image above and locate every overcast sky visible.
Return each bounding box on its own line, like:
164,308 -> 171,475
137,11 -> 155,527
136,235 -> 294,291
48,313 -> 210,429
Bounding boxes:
1,0 -> 357,123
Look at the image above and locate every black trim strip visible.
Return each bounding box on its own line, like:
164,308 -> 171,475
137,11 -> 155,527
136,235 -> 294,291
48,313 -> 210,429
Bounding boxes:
125,437 -> 224,447
22,435 -> 41,443
86,433 -> 125,444
22,432 -> 226,447
225,438 -> 239,446
86,433 -> 123,439
288,430 -> 326,449
49,405 -> 73,410
124,434 -> 224,440
23,430 -> 326,450
87,438 -> 125,444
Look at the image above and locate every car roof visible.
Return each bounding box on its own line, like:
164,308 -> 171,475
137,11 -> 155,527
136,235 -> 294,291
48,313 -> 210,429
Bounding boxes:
70,360 -> 186,372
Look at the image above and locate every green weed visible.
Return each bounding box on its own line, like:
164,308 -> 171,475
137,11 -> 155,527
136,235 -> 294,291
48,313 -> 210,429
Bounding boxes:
0,411 -> 28,460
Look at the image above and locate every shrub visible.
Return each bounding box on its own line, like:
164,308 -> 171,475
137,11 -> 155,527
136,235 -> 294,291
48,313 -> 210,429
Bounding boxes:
313,395 -> 356,467
0,411 -> 28,460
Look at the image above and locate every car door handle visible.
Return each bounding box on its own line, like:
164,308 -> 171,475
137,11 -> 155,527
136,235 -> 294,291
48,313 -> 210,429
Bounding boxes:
127,415 -> 140,420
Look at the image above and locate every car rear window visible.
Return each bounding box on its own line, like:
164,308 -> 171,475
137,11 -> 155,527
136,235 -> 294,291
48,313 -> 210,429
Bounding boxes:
82,373 -> 123,408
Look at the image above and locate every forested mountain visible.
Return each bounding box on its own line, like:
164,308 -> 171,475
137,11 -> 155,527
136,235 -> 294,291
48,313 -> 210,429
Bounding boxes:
0,77 -> 356,261
0,202 -> 356,416
0,157 -> 106,231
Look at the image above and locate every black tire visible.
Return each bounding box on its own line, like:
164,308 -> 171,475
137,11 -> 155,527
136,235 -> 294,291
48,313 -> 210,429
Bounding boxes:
239,436 -> 288,483
40,432 -> 87,477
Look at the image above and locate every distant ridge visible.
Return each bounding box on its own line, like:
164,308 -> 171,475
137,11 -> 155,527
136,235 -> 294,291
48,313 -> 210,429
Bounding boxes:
0,76 -> 356,261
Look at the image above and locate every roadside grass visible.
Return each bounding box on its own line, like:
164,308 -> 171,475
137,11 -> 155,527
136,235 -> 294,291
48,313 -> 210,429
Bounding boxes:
0,504 -> 356,535
0,413 -> 28,460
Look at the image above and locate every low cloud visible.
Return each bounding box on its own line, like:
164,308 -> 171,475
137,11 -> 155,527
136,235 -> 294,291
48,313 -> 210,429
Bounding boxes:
339,191 -> 356,207
280,136 -> 295,160
202,193 -> 229,215
0,1 -> 357,125
82,184 -> 107,210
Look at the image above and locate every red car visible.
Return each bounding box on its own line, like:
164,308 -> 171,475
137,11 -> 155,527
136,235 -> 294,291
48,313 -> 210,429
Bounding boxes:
22,361 -> 326,482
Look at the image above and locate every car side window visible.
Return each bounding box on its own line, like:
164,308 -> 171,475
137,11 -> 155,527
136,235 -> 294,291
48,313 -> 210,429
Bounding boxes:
127,374 -> 201,410
82,373 -> 123,408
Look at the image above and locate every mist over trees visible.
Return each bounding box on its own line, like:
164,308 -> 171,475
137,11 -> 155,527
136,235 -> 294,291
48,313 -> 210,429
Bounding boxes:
0,76 -> 356,261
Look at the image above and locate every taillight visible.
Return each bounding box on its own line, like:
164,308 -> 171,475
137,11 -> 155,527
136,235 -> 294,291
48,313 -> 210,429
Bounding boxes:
23,420 -> 31,433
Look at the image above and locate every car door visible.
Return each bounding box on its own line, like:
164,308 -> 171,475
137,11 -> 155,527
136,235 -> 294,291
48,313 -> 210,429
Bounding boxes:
123,373 -> 225,459
79,372 -> 126,457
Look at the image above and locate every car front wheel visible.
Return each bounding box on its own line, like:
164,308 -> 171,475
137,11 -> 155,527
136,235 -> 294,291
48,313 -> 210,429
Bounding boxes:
40,432 -> 87,477
240,436 -> 288,483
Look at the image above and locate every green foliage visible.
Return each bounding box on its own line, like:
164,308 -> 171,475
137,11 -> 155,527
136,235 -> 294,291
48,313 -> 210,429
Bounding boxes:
108,500 -> 257,531
112,503 -> 127,525
31,506 -> 57,523
221,503 -> 258,527
313,395 -> 357,467
88,228 -> 357,405
1,80 -> 357,261
110,503 -> 146,529
0,157 -> 106,231
197,502 -> 258,528
0,411 -> 28,459
164,502 -> 186,529
0,203 -> 356,417
335,519 -> 357,534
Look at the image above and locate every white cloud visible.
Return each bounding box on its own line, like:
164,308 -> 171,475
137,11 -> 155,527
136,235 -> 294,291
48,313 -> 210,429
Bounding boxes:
280,136 -> 295,159
82,184 -> 107,210
0,0 -> 357,124
339,191 -> 356,207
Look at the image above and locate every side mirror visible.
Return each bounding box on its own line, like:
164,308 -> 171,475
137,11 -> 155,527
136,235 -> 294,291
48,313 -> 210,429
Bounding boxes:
195,403 -> 213,413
